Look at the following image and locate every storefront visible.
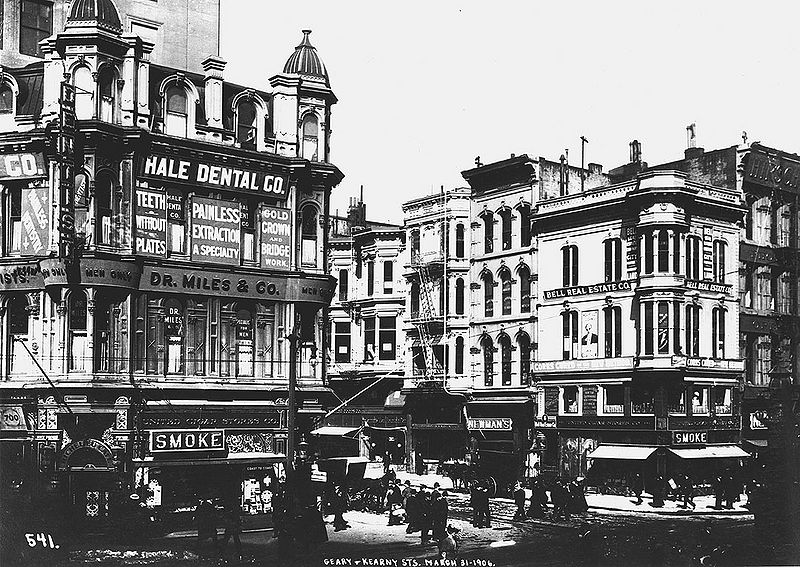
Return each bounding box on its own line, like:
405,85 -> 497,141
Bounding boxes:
134,405 -> 287,530
403,384 -> 468,470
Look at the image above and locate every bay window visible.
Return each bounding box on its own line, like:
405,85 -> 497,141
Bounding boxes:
685,236 -> 701,280
455,336 -> 465,375
68,291 -> 88,372
455,224 -> 465,258
685,304 -> 700,357
455,278 -> 465,315
300,204 -> 319,268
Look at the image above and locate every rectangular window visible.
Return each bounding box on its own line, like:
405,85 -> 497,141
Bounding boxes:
367,261 -> 374,296
712,308 -> 725,359
9,187 -> 22,253
755,266 -> 773,311
753,335 -> 771,386
754,197 -> 772,245
484,216 -> 494,253
644,232 -> 654,274
378,317 -> 396,360
20,0 -> 52,56
740,263 -> 753,309
777,204 -> 791,246
713,240 -> 726,283
685,305 -> 700,357
560,386 -> 580,415
777,273 -> 792,314
685,236 -> 701,280
334,322 -> 350,363
562,311 -> 578,360
338,269 -> 349,302
643,303 -> 654,355
657,231 -> 669,273
657,301 -> 669,354
604,239 -> 622,282
604,306 -> 622,358
713,386 -> 732,416
562,246 -> 578,287
668,387 -> 686,415
631,385 -> 654,415
602,385 -> 624,414
691,386 -> 709,415
383,261 -> 393,294
364,317 -> 375,361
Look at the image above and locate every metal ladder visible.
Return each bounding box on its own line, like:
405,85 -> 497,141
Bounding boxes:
413,252 -> 443,379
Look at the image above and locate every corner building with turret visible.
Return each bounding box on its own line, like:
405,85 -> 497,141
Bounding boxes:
0,0 -> 342,530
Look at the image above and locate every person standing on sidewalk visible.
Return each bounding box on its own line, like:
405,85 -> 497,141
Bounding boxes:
513,482 -> 527,520
385,480 -> 402,525
527,480 -> 548,518
681,474 -> 696,510
194,499 -> 218,553
419,486 -> 433,544
630,473 -> 644,505
218,499 -> 242,562
431,489 -> 449,541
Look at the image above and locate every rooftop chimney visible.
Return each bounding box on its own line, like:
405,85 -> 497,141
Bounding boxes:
685,123 -> 704,158
630,140 -> 642,163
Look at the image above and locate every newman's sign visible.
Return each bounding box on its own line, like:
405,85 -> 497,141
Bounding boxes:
139,154 -> 288,199
149,429 -> 226,452
467,418 -> 512,431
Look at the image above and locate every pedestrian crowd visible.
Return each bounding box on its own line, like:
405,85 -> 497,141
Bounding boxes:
627,466 -> 746,510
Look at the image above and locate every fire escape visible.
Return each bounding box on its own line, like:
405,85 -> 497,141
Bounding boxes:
411,250 -> 445,384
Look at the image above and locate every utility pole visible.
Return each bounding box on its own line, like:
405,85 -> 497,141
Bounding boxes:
286,324 -> 299,474
580,136 -> 589,192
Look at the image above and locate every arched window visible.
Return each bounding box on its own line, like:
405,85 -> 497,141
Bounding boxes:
97,66 -> 116,123
95,173 -> 114,246
685,236 -> 701,280
499,334 -> 512,385
500,268 -> 512,315
237,101 -> 257,149
301,204 -> 318,267
685,304 -> 701,357
604,238 -> 622,282
519,205 -> 531,247
302,114 -> 319,161
455,278 -> 465,315
603,306 -> 622,358
712,307 -> 725,359
73,66 -> 94,120
483,213 -> 494,253
517,332 -> 531,385
455,335 -> 464,375
165,85 -> 188,136
482,335 -> 494,386
8,295 -> 30,374
0,83 -> 13,114
713,240 -> 726,283
500,209 -> 512,250
483,271 -> 494,317
68,291 -> 88,371
519,265 -> 531,313
338,269 -> 348,301
455,224 -> 465,258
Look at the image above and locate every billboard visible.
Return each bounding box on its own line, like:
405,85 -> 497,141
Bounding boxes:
20,186 -> 49,255
260,205 -> 292,270
190,196 -> 241,265
135,188 -> 167,256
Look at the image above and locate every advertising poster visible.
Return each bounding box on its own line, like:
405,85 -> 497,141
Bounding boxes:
190,196 -> 241,265
135,188 -> 167,256
20,186 -> 49,255
580,310 -> 599,358
260,205 -> 292,270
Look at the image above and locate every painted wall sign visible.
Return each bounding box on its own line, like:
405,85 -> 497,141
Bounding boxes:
668,416 -> 740,430
744,148 -> 800,192
190,196 -> 241,265
135,188 -> 167,256
543,280 -> 635,300
557,416 -> 655,430
142,266 -> 335,305
139,154 -> 288,199
684,280 -> 733,295
467,417 -> 512,431
0,262 -> 43,290
149,429 -> 225,452
39,258 -> 141,289
260,205 -> 292,270
0,153 -> 46,180
533,357 -> 634,372
141,411 -> 281,429
672,430 -> 708,445
19,186 -> 49,255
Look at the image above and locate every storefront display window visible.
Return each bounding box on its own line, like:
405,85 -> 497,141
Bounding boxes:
560,386 -> 580,415
668,387 -> 686,415
601,385 -> 624,414
713,386 -> 732,415
691,386 -> 709,415
631,385 -> 654,415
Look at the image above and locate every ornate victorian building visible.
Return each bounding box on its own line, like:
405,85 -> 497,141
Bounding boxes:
0,0 -> 342,528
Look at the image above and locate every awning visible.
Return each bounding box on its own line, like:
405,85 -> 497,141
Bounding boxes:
467,397 -> 533,405
587,444 -> 658,460
744,439 -> 768,448
310,426 -> 362,438
669,445 -> 750,459
132,452 -> 285,467
384,390 -> 406,409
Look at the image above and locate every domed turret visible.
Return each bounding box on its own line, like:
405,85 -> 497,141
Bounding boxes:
65,0 -> 122,33
283,30 -> 329,86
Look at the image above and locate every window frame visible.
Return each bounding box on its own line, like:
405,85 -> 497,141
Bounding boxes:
562,245 -> 578,287
559,385 -> 582,416
333,321 -> 351,363
599,385 -> 625,415
19,0 -> 53,57
378,316 -> 397,361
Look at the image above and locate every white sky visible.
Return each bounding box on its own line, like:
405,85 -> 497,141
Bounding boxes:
220,0 -> 800,224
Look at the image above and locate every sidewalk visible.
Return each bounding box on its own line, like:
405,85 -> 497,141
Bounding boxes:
395,470 -> 752,516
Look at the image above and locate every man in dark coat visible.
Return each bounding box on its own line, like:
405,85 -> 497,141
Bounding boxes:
651,475 -> 665,507
385,481 -> 402,525
419,487 -> 433,544
527,480 -> 548,518
551,480 -> 569,519
405,488 -> 420,533
431,490 -> 449,541
470,483 -> 480,527
630,473 -> 644,505
331,485 -> 350,531
476,481 -> 491,528
681,474 -> 696,510
194,499 -> 218,551
218,500 -> 243,561
513,482 -> 527,520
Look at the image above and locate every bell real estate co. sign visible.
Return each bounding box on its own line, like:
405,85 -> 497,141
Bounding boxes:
150,429 -> 226,452
191,196 -> 241,265
543,280 -> 635,300
139,154 -> 288,199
